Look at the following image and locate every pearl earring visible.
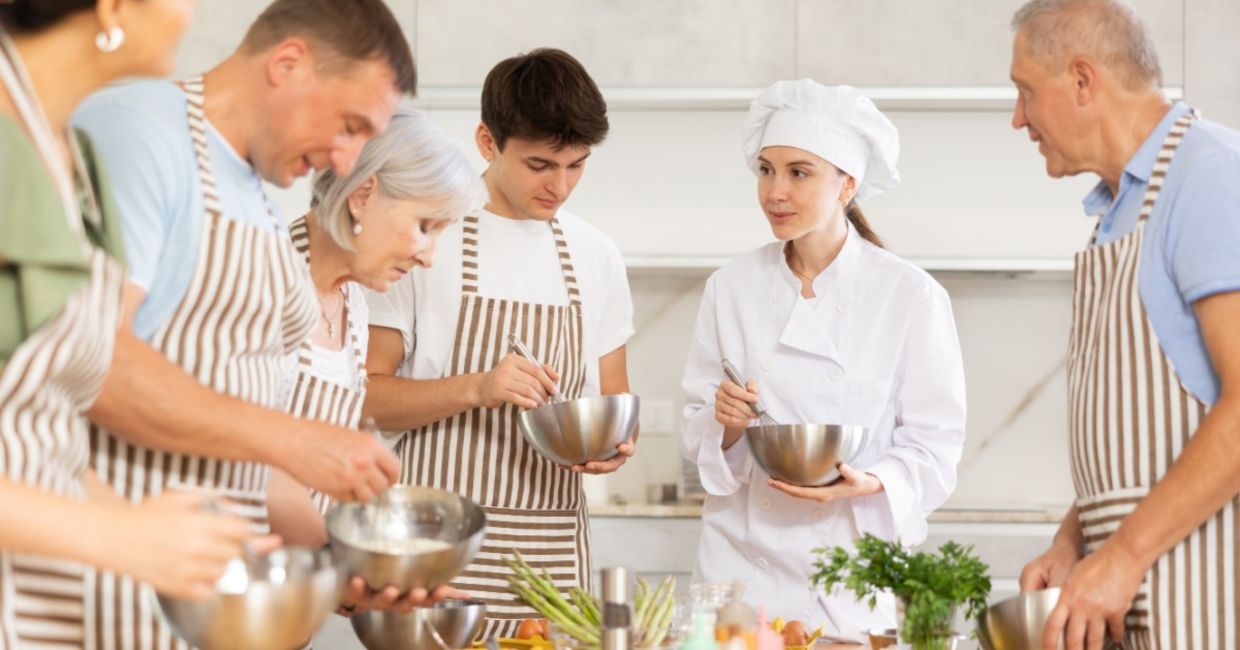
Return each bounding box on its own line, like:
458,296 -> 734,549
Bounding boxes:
95,27 -> 125,53
353,221 -> 363,235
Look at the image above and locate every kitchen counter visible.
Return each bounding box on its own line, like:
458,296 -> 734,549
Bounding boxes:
589,503 -> 1066,524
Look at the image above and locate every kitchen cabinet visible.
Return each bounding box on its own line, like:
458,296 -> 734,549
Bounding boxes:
796,0 -> 1183,87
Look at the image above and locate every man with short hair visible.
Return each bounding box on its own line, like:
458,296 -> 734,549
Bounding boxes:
1009,1 -> 1240,647
73,0 -> 416,645
364,48 -> 637,637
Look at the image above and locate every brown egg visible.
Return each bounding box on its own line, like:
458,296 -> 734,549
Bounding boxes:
517,618 -> 543,640
782,620 -> 810,647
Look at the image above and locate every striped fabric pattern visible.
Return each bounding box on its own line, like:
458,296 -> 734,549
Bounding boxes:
1069,111 -> 1238,648
87,76 -> 318,650
0,250 -> 123,650
285,216 -> 367,515
396,213 -> 591,638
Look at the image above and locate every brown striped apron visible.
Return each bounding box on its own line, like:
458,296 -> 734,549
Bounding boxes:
0,31 -> 124,650
284,216 -> 367,516
1069,110 -> 1238,648
396,213 -> 591,638
87,76 -> 318,650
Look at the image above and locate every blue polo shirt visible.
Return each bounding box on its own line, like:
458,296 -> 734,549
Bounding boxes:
72,80 -> 279,340
1084,102 -> 1240,404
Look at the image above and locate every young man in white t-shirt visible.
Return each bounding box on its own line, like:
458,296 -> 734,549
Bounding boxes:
363,48 -> 635,634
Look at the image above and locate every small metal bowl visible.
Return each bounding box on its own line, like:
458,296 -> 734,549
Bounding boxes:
517,394 -> 640,466
156,547 -> 339,650
351,599 -> 486,650
326,486 -> 486,593
743,424 -> 869,486
977,588 -> 1063,650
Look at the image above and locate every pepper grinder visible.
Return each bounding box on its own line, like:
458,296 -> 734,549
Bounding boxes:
600,567 -> 632,650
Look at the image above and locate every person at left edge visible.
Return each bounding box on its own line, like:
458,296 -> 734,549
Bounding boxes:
681,80 -> 967,642
72,1 -> 417,647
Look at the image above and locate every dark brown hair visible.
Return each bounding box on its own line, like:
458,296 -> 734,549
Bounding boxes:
241,0 -> 416,96
846,201 -> 883,247
480,48 -> 608,151
1,0 -> 97,33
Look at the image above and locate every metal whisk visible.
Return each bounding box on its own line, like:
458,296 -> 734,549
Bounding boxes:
721,358 -> 780,427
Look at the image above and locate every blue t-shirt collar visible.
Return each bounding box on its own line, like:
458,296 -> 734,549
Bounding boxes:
1082,101 -> 1191,217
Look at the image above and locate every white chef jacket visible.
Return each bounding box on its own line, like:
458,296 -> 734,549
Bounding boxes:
680,225 -> 967,641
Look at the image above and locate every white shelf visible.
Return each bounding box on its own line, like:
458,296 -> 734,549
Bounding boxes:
623,255 -> 1075,278
414,85 -> 1183,113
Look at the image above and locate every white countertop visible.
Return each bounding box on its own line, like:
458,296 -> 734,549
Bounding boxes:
589,502 -> 1067,523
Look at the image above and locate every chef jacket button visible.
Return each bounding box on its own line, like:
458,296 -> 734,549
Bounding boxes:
761,361 -> 772,372
771,294 -> 781,304
828,370 -> 842,381
759,498 -> 771,510
836,303 -> 850,314
757,557 -> 769,569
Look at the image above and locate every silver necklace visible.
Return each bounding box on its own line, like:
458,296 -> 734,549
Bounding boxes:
319,287 -> 345,339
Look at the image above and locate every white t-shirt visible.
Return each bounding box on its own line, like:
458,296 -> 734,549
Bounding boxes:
365,208 -> 634,397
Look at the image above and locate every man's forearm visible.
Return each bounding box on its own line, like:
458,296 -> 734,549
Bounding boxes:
362,373 -> 483,432
1108,398 -> 1240,567
88,329 -> 292,466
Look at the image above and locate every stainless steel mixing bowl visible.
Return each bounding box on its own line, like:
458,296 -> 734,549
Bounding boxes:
743,424 -> 869,486
351,599 -> 486,650
156,547 -> 339,650
517,394 -> 640,466
977,588 -> 1063,650
326,486 -> 486,593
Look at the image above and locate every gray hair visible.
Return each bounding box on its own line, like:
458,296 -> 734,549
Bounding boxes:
1012,0 -> 1162,89
311,107 -> 487,250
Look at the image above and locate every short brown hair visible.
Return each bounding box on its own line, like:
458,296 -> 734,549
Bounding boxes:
480,48 -> 608,151
241,0 -> 416,95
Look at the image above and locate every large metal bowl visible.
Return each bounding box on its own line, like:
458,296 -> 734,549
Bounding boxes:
326,486 -> 486,593
156,547 -> 338,650
517,394 -> 640,466
977,588 -> 1062,650
351,599 -> 486,650
743,424 -> 869,486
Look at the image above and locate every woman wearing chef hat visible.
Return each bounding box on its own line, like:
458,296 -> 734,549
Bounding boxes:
681,80 -> 967,640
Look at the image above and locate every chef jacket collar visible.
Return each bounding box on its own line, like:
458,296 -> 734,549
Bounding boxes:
774,219 -> 862,300
771,223 -> 861,364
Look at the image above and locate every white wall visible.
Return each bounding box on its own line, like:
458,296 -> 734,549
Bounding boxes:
168,0 -> 1232,512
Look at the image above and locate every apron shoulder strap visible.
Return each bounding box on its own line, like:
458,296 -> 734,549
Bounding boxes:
177,75 -> 281,229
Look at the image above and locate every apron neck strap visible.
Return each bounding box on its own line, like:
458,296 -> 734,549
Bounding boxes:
1137,109 -> 1198,223
459,212 -> 583,307
1089,108 -> 1198,246
177,74 -> 279,229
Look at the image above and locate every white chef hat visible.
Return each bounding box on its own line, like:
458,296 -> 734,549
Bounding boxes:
742,80 -> 900,201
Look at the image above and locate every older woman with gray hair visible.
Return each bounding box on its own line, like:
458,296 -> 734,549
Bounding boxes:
267,107 -> 487,616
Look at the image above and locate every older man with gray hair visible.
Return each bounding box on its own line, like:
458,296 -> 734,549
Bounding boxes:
1009,0 -> 1240,648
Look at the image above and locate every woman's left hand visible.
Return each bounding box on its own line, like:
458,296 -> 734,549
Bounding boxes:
335,577 -> 469,615
767,463 -> 884,502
